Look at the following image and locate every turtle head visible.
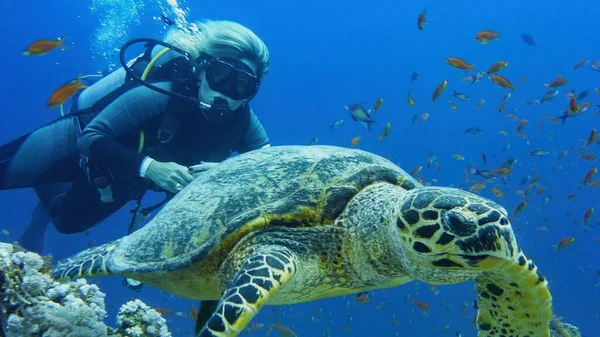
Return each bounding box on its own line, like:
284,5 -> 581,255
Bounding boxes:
394,186 -> 517,284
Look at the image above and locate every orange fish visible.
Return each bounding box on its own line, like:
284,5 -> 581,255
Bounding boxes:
407,89 -> 416,108
553,237 -> 575,251
23,35 -> 68,56
355,291 -> 370,303
520,76 -> 526,84
490,75 -> 514,90
190,305 -> 198,321
516,119 -> 528,133
585,129 -> 599,147
498,103 -> 505,113
270,323 -> 297,337
486,61 -> 508,75
432,80 -> 448,103
412,300 -> 430,312
535,186 -> 546,195
492,167 -> 512,175
583,208 -> 595,224
569,96 -> 578,113
349,135 -> 361,147
574,59 -> 588,70
446,57 -> 474,70
410,165 -> 423,176
47,75 -> 89,108
470,182 -> 486,193
544,116 -> 562,124
153,307 -> 173,315
378,122 -> 391,140
491,188 -> 504,198
246,323 -> 265,333
580,153 -> 597,161
514,200 -> 528,215
417,10 -> 427,30
582,167 -> 598,185
373,98 -> 384,114
475,30 -> 499,44
544,74 -> 568,88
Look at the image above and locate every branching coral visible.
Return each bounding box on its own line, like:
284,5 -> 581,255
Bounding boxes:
0,243 -> 171,337
550,315 -> 581,337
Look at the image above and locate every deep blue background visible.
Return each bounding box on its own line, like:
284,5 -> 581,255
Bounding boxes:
1,1 -> 598,336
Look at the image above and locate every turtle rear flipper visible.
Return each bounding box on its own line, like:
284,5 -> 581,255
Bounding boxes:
475,250 -> 552,337
51,241 -> 118,279
198,247 -> 297,337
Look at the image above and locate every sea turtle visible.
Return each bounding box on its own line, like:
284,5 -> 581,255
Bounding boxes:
51,145 -> 553,337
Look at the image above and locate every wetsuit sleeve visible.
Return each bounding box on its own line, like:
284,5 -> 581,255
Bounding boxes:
77,83 -> 171,179
237,109 -> 270,154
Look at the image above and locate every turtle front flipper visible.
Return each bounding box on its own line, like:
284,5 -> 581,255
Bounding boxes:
474,250 -> 552,337
51,241 -> 118,280
198,247 -> 297,337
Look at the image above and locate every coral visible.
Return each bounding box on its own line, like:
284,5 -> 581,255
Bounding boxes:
114,299 -> 171,337
0,243 -> 171,337
550,315 -> 582,337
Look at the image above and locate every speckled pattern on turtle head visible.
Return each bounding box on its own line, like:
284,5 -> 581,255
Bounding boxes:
51,145 -> 553,337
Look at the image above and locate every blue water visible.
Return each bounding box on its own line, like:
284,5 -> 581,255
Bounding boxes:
1,0 -> 598,336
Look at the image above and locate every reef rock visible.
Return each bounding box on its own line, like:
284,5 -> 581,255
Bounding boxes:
0,243 -> 171,337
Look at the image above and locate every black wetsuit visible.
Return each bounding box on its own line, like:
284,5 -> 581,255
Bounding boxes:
0,69 -> 269,235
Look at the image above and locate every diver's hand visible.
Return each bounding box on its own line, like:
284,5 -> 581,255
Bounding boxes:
145,161 -> 194,193
188,161 -> 219,178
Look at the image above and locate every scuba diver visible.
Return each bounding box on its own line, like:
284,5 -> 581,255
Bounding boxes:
0,19 -> 271,254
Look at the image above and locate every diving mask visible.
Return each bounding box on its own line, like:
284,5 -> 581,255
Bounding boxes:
201,56 -> 260,101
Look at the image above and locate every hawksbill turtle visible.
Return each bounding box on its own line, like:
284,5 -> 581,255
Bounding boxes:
51,145 -> 553,337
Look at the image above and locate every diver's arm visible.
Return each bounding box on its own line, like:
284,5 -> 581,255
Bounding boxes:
77,83 -> 171,179
237,109 -> 270,153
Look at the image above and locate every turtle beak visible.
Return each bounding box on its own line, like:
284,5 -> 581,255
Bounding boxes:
452,224 -> 518,273
455,224 -> 517,264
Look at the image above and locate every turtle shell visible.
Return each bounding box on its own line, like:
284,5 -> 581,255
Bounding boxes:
107,145 -> 420,275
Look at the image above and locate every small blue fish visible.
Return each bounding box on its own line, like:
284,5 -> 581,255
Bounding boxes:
329,119 -> 344,131
410,72 -> 419,83
465,127 -> 482,134
540,89 -> 559,104
521,33 -> 536,46
461,71 -> 485,85
345,103 -> 376,130
530,148 -> 549,156
453,90 -> 469,101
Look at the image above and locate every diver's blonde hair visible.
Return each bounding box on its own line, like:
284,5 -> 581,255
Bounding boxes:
165,20 -> 270,80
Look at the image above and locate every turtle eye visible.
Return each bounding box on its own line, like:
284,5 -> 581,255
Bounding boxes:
440,210 -> 477,237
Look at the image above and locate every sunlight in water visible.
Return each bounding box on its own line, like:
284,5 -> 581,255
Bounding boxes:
89,0 -> 190,71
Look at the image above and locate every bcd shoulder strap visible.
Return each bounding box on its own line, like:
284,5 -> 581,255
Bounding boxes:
156,56 -> 199,143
